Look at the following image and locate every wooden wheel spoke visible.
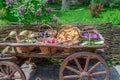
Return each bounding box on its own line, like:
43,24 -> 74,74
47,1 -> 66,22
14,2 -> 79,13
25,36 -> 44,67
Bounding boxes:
0,62 -> 26,80
88,62 -> 101,73
65,66 -> 80,74
78,78 -> 88,80
0,72 -> 4,77
64,75 -> 79,79
91,77 -> 97,80
12,76 -> 22,79
78,78 -> 82,80
6,66 -> 10,75
0,77 -> 4,80
0,66 -> 6,74
74,58 -> 83,71
84,56 -> 90,71
9,70 -> 16,77
59,53 -> 109,80
90,71 -> 106,76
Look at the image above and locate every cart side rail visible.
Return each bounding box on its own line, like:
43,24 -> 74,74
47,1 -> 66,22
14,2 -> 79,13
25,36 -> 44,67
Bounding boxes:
0,42 -> 107,49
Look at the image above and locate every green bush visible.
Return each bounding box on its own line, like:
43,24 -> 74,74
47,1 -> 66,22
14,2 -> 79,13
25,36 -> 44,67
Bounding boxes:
5,0 -> 54,25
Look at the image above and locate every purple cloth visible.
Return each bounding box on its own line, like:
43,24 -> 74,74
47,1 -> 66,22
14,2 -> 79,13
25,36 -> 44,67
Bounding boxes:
82,32 -> 99,39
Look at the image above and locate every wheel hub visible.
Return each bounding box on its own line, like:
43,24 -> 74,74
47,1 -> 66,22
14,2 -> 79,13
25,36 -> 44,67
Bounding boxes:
3,75 -> 10,80
80,72 -> 88,78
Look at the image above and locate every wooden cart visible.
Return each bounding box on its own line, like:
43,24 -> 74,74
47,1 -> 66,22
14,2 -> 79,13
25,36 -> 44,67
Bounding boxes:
0,41 -> 109,80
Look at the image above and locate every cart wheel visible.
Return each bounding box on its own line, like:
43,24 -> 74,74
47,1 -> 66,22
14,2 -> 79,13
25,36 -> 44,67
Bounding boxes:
59,52 -> 109,80
0,61 -> 26,80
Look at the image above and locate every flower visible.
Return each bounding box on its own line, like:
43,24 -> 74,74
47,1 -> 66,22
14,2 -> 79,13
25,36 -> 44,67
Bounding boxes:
46,8 -> 51,14
43,0 -> 48,7
5,0 -> 12,6
35,9 -> 41,16
19,5 -> 24,15
5,0 -> 11,4
53,15 -> 58,23
6,0 -> 55,25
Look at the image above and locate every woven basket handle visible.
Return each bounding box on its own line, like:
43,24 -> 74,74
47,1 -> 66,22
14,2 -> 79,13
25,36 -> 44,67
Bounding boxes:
58,25 -> 69,31
38,24 -> 57,38
38,24 -> 53,32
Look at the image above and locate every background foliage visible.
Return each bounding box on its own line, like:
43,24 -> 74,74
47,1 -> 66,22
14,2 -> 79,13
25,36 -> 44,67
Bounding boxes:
5,0 -> 53,25
0,0 -> 120,25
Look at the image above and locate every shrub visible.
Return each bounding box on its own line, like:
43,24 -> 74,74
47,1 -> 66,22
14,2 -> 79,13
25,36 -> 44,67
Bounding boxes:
88,3 -> 103,17
5,0 -> 55,25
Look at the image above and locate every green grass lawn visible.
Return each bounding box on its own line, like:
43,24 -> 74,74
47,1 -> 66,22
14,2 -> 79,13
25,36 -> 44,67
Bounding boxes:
2,4 -> 120,25
54,7 -> 120,25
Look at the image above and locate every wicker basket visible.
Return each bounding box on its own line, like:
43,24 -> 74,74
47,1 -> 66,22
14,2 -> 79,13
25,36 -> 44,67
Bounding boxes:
37,24 -> 58,54
61,40 -> 79,54
38,38 -> 60,54
80,29 -> 105,52
37,24 -> 57,42
57,25 -> 81,42
16,35 -> 36,53
57,25 -> 81,54
39,24 -> 57,37
40,46 -> 58,54
63,48 -> 76,54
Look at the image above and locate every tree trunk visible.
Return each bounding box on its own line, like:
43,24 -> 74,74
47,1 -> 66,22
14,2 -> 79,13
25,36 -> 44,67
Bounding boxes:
61,0 -> 71,10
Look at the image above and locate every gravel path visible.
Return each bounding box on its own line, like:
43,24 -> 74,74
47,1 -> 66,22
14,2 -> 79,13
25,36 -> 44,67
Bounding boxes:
21,64 -> 120,80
